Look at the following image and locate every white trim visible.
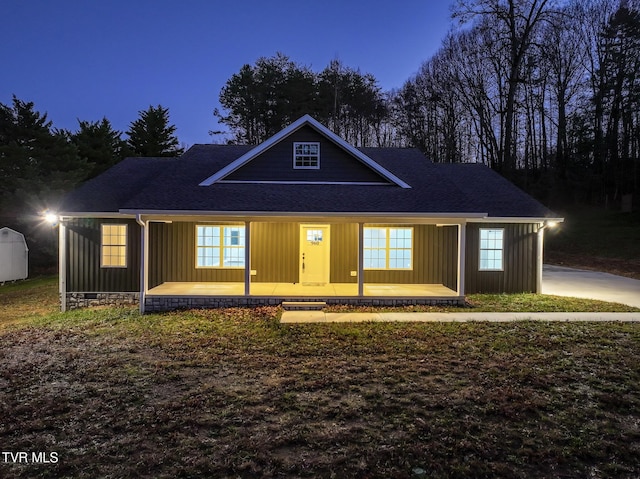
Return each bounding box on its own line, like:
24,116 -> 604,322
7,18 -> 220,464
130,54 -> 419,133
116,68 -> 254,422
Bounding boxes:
358,223 -> 364,297
363,226 -> 414,271
198,115 -> 412,189
58,212 -> 135,219
244,221 -> 251,296
100,223 -> 128,268
218,180 -> 391,186
457,223 -> 466,295
293,141 -> 320,169
59,221 -> 67,312
135,215 -> 147,314
478,228 -> 505,272
469,217 -> 564,224
121,209 -> 486,220
195,225 -> 246,269
536,225 -> 544,293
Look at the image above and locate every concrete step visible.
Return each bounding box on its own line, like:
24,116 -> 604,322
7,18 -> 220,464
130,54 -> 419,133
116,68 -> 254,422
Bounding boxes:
281,301 -> 327,311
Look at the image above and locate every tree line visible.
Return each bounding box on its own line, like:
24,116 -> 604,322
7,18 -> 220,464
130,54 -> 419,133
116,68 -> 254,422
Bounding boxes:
214,53 -> 394,147
0,99 -> 182,215
2,0 -> 638,270
393,0 -> 640,207
214,0 -> 639,209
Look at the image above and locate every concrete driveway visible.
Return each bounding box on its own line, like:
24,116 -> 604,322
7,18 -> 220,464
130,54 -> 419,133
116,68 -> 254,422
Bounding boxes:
543,264 -> 640,308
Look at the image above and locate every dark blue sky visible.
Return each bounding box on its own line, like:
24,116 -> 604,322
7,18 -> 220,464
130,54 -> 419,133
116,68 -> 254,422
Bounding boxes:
2,1 -> 453,146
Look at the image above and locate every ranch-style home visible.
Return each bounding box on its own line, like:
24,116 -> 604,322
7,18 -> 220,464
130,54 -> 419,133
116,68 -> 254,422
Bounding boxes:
58,115 -> 561,312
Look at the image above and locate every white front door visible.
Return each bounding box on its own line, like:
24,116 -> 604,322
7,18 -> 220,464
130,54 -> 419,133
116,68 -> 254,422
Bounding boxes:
300,225 -> 330,285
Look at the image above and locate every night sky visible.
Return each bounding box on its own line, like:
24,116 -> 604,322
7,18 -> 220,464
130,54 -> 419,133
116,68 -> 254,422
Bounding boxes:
2,0 -> 453,146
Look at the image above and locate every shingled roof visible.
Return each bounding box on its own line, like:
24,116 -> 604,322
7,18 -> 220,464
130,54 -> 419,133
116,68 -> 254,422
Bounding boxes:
61,144 -> 555,219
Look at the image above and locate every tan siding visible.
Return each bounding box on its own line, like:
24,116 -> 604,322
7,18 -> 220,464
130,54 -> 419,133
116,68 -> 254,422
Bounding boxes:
364,225 -> 457,285
149,222 -> 244,285
330,223 -> 358,283
250,223 -> 299,283
465,223 -> 537,294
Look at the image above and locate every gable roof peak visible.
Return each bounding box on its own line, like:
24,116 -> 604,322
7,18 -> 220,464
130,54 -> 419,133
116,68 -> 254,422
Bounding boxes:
198,114 -> 411,188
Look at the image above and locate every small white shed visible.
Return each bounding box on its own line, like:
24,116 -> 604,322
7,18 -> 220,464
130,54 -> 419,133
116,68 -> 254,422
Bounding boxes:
0,227 -> 29,282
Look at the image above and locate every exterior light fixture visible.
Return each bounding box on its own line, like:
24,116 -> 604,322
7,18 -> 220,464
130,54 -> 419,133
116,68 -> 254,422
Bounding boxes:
43,210 -> 59,226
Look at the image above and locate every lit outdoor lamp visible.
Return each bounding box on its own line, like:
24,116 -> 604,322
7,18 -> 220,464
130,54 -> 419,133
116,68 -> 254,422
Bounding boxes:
42,210 -> 59,227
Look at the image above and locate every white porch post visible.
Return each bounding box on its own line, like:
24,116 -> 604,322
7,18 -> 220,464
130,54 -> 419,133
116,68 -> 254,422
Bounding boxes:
358,222 -> 364,297
59,220 -> 67,312
244,221 -> 251,296
457,222 -> 466,296
137,216 -> 148,314
536,224 -> 545,294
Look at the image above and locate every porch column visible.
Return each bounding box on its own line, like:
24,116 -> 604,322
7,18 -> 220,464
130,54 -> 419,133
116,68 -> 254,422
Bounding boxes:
358,222 -> 364,297
137,216 -> 148,314
457,222 -> 466,296
536,224 -> 544,294
244,221 -> 251,296
59,220 -> 67,312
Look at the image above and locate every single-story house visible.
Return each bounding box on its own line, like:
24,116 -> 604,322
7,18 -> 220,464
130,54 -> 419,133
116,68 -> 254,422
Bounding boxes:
58,115 -> 562,312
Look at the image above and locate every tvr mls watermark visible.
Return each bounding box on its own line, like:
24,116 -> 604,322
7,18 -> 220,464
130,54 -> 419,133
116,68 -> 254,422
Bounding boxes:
2,452 -> 58,464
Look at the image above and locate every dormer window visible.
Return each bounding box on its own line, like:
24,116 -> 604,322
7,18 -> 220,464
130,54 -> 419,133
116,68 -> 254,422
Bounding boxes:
293,142 -> 320,169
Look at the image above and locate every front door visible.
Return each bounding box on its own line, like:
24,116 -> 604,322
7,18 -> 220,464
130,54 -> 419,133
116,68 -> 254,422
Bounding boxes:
300,225 -> 330,285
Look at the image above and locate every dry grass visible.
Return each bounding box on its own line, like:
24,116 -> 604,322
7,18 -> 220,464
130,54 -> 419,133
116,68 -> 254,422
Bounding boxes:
0,277 -> 59,328
1,302 -> 640,478
2,279 -> 640,478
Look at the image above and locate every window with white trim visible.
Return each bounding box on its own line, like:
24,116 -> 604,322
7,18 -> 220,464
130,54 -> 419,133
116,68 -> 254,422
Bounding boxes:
293,142 -> 320,169
363,227 -> 413,270
479,228 -> 504,271
101,224 -> 127,268
196,225 -> 245,268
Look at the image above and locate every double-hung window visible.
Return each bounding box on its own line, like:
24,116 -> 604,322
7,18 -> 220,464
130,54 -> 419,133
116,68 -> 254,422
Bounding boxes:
293,142 -> 320,169
101,224 -> 127,268
363,227 -> 413,270
196,225 -> 245,268
479,228 -> 504,271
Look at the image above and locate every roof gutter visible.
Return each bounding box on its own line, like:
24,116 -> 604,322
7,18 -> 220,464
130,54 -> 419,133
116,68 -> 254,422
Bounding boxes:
119,209 -> 488,219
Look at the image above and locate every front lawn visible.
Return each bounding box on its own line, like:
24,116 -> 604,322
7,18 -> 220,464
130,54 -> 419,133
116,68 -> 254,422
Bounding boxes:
1,283 -> 640,478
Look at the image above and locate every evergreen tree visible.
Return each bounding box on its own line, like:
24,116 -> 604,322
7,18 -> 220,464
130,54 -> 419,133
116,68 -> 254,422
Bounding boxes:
0,95 -> 87,211
126,105 -> 183,157
73,118 -> 127,178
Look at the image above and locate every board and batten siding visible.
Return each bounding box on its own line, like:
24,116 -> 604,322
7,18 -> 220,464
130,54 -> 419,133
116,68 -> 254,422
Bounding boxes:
149,221 -> 459,288
250,222 -> 359,283
250,223 -> 299,283
363,224 -> 458,289
66,218 -> 140,292
465,223 -> 538,294
148,222 -> 244,288
225,125 -> 385,183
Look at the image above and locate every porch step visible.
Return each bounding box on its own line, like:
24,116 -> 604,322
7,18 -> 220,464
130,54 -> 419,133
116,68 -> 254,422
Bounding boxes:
281,301 -> 327,311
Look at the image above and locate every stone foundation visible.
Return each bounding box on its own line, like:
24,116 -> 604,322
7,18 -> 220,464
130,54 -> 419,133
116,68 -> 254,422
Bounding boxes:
143,296 -> 464,312
65,292 -> 140,310
63,292 -> 464,312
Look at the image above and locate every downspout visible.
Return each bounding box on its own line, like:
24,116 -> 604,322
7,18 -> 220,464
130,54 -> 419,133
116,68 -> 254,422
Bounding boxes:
357,223 -> 364,297
457,222 -> 466,297
136,215 -> 148,314
536,222 -> 545,294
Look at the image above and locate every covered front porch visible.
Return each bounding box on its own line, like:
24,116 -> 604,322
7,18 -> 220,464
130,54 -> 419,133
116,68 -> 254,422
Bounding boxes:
139,216 -> 468,312
147,281 -> 458,298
